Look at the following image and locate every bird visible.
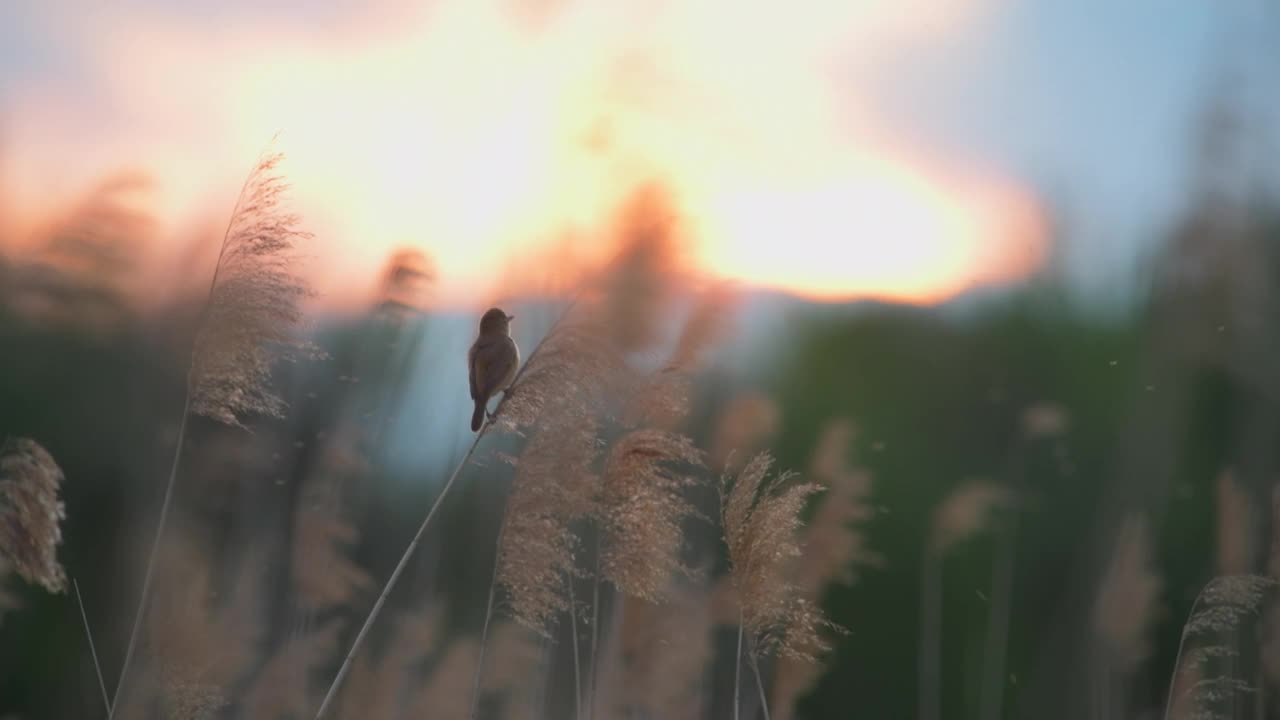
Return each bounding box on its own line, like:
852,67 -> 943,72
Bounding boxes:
468,307 -> 520,432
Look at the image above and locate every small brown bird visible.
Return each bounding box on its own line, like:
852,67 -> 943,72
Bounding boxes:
468,307 -> 520,432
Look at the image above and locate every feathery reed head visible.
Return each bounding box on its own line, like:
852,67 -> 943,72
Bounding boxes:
497,307 -> 628,431
929,480 -> 1011,555
1021,402 -> 1068,438
721,452 -> 831,660
1092,514 -> 1161,673
496,415 -> 601,633
145,533 -> 264,718
599,429 -> 704,601
190,147 -> 315,427
376,247 -> 435,314
1216,469 -> 1253,575
599,182 -> 681,354
621,284 -> 738,430
709,392 -> 780,473
796,420 -> 880,594
0,438 -> 67,593
1172,575 -> 1275,720
614,585 -> 714,718
409,637 -> 480,717
291,503 -> 372,613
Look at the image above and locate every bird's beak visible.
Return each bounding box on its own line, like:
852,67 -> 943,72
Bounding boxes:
507,314 -> 515,322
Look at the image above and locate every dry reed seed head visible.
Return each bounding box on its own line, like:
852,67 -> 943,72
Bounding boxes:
1020,402 -> 1069,438
482,622 -> 543,694
929,480 -> 1012,555
598,182 -> 682,355
409,636 -> 480,718
614,585 -> 713,719
620,369 -> 693,430
720,452 -> 831,660
666,282 -> 738,373
497,308 -> 630,431
190,149 -> 316,428
376,247 -> 435,314
20,174 -> 153,330
1216,469 -> 1254,576
145,534 -> 265,696
335,605 -> 446,720
709,392 -> 780,473
796,419 -> 881,594
496,416 -> 602,634
599,429 -> 705,602
0,438 -> 67,594
291,503 -> 372,613
1092,514 -> 1162,673
242,619 -> 343,719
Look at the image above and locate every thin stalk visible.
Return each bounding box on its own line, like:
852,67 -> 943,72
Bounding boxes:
587,536 -> 602,720
919,549 -> 940,720
978,511 -> 1017,720
569,574 -> 583,720
109,398 -> 190,718
74,578 -> 110,715
749,650 -> 772,720
734,611 -> 745,720
470,521 -> 507,720
317,298 -> 580,720
315,430 -> 485,719
108,154 -> 256,718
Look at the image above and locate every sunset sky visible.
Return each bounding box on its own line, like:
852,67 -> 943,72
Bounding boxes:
0,0 -> 1274,308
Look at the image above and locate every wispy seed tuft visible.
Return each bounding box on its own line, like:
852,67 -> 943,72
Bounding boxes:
0,438 -> 67,594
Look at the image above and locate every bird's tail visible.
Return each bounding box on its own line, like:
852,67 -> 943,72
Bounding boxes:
471,399 -> 486,432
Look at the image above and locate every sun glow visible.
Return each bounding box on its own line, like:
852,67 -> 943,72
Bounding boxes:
2,0 -> 1043,307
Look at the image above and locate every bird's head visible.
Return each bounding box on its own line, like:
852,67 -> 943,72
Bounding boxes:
479,307 -> 514,335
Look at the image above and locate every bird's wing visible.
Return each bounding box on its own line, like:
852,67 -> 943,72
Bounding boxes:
475,337 -> 518,400
468,342 -> 480,400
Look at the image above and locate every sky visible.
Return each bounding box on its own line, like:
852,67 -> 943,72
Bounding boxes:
0,0 -> 1276,309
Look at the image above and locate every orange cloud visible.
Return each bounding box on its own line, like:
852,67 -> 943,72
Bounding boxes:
1,0 -> 1041,309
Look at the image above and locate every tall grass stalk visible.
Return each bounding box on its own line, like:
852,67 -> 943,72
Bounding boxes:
74,578 -> 110,715
735,614 -> 745,720
111,148 -> 312,716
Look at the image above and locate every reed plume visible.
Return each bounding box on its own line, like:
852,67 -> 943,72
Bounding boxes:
721,452 -> 830,720
607,584 -> 713,719
335,606 -> 443,720
597,183 -> 680,355
112,145 -> 314,717
243,620 -> 343,719
1093,514 -> 1161,674
111,528 -> 265,720
1092,513 -> 1161,720
0,437 -> 67,594
1216,469 -> 1254,576
709,393 -> 780,473
190,150 -> 315,426
622,283 -> 736,430
774,421 -> 878,720
722,453 -> 828,660
291,501 -> 372,614
18,174 -> 152,330
411,637 -> 482,719
929,480 -> 1011,555
496,413 -> 601,633
1164,575 -> 1275,720
920,479 -> 1009,720
598,429 -> 704,602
